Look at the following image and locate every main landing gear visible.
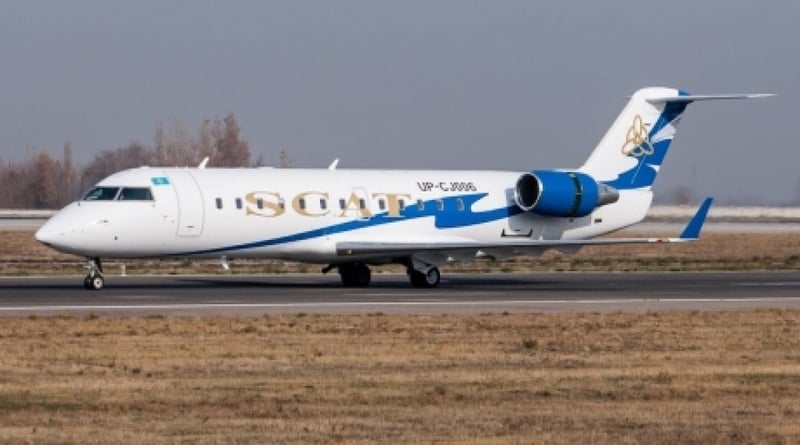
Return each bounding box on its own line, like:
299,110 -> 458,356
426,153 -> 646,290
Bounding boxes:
337,262 -> 372,287
83,257 -> 104,290
407,260 -> 440,288
408,267 -> 440,288
325,260 -> 441,288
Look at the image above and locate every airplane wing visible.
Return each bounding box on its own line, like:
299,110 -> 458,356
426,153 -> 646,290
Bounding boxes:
336,197 -> 713,257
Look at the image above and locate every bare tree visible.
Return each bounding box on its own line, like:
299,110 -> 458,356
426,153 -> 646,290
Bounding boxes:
57,140 -> 78,205
81,142 -> 154,190
279,149 -> 293,168
194,118 -> 216,164
213,112 -> 251,167
33,152 -> 58,209
154,120 -> 197,166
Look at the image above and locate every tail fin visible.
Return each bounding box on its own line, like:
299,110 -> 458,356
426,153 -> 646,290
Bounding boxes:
579,87 -> 773,191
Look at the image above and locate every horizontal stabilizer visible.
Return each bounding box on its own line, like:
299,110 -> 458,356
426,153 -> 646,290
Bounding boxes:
646,93 -> 775,104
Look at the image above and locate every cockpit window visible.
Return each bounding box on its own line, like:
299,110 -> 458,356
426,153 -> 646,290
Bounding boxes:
119,187 -> 154,201
82,186 -> 154,201
82,187 -> 120,201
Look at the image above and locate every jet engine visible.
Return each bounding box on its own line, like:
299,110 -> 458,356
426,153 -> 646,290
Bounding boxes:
514,170 -> 619,217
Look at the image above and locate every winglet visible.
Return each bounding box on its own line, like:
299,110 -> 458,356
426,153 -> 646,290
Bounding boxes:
679,197 -> 714,239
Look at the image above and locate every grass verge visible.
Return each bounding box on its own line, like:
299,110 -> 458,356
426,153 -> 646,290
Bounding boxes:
1,311 -> 800,443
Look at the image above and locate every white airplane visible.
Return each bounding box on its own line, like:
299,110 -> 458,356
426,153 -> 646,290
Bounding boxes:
36,87 -> 770,290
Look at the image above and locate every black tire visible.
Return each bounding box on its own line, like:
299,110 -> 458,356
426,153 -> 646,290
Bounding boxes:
88,276 -> 104,291
410,267 -> 440,288
339,262 -> 371,287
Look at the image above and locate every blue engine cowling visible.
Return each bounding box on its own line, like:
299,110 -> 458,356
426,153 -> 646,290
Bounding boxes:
514,170 -> 619,217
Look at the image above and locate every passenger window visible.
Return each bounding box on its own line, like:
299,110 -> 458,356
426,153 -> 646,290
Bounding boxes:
320,199 -> 327,210
456,198 -> 465,212
339,199 -> 346,209
298,198 -> 306,210
279,198 -> 286,210
398,199 -> 406,210
378,199 -> 386,211
359,198 -> 366,209
83,187 -> 120,201
417,199 -> 424,211
118,187 -> 154,201
235,198 -> 243,209
215,198 -> 223,209
257,198 -> 264,210
436,199 -> 444,211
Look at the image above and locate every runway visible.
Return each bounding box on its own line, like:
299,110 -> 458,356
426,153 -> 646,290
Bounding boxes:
1,271 -> 800,316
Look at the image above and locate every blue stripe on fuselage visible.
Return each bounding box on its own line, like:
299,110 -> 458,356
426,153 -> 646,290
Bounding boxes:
174,193 -> 524,256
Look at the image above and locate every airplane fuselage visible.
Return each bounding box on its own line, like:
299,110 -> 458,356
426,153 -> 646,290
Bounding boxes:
37,167 -> 646,262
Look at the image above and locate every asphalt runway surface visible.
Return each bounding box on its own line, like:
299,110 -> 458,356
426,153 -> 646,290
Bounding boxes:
1,271 -> 800,316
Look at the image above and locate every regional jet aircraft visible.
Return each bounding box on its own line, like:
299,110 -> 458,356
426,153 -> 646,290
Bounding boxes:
36,87 -> 770,290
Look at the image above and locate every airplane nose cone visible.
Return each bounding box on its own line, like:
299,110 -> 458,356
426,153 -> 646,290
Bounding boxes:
35,224 -> 60,246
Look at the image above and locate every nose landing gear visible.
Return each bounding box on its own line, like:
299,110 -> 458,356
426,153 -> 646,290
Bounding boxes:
83,257 -> 104,290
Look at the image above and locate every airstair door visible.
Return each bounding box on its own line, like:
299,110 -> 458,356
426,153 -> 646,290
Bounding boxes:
168,171 -> 205,236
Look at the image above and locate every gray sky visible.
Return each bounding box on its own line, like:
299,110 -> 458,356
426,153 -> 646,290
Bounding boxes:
0,1 -> 796,204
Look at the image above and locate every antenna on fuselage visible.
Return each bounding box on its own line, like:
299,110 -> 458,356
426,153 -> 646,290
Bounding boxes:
328,158 -> 340,170
198,157 -> 210,169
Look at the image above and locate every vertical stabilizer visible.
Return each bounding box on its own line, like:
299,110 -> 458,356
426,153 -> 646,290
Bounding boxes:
579,87 -> 773,192
579,87 -> 688,191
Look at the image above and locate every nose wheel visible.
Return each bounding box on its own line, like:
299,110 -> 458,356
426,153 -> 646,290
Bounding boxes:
83,257 -> 104,290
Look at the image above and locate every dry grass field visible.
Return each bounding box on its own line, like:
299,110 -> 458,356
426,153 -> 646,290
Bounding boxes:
2,230 -> 799,275
1,311 -> 800,444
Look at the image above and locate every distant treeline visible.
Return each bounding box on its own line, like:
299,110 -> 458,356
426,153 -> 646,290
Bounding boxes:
0,113 -> 261,209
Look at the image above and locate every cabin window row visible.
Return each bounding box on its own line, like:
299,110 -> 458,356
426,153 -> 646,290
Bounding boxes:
213,196 -> 467,212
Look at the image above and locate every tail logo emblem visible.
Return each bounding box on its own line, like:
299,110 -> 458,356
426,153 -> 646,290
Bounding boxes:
621,115 -> 654,157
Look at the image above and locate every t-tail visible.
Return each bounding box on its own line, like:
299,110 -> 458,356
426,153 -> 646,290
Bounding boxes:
514,87 -> 771,225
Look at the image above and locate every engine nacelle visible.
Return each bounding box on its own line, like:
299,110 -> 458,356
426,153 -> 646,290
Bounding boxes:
514,170 -> 619,217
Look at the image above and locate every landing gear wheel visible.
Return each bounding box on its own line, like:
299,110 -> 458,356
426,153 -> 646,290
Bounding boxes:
410,266 -> 440,288
339,262 -> 371,287
86,275 -> 104,291
83,257 -> 105,291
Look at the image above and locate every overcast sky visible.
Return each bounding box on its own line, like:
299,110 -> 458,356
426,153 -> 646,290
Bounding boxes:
0,1 -> 796,204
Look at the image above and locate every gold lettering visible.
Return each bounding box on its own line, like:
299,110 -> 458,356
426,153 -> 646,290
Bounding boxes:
292,191 -> 330,217
339,192 -> 372,219
371,192 -> 412,218
245,191 -> 285,217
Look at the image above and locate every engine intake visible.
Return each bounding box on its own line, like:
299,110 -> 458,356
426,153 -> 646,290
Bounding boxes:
514,170 -> 619,217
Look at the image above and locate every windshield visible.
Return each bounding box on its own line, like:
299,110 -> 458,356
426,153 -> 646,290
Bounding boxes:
82,186 -> 154,201
82,187 -> 120,201
118,187 -> 153,200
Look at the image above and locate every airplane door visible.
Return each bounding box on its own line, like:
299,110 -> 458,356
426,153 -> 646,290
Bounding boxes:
168,171 -> 205,236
